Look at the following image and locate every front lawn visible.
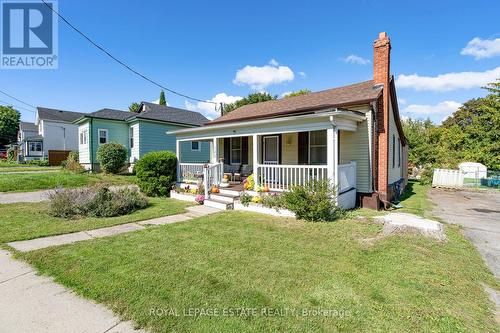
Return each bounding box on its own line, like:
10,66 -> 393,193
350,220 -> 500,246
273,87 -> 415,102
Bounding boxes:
0,198 -> 191,243
0,166 -> 61,173
0,171 -> 136,192
21,211 -> 499,331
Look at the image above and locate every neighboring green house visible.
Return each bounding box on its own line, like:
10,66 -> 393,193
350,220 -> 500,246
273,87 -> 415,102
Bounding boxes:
74,102 -> 210,171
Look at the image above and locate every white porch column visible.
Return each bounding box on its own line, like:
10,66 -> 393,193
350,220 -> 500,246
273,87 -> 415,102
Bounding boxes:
176,139 -> 180,182
252,134 -> 259,188
327,127 -> 339,187
334,128 -> 339,191
212,137 -> 219,164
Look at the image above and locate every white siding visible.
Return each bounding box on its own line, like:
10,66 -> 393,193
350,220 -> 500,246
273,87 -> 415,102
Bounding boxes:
339,104 -> 372,193
78,122 -> 90,164
129,123 -> 140,163
388,100 -> 403,184
42,120 -> 80,154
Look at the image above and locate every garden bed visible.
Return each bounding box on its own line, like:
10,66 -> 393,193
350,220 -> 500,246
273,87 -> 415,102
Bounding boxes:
233,201 -> 295,218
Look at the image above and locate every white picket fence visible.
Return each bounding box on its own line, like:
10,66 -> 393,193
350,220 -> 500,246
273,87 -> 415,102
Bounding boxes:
432,168 -> 464,188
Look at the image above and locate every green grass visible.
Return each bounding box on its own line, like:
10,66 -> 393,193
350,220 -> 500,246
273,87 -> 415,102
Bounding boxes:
19,185 -> 500,332
0,166 -> 61,172
0,171 -> 136,192
0,198 -> 191,243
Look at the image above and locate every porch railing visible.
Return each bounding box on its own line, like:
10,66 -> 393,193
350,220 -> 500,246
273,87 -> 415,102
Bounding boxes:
179,163 -> 205,182
203,162 -> 223,197
256,164 -> 328,191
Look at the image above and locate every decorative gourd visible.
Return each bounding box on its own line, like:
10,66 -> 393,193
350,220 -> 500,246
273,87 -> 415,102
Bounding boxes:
211,185 -> 219,193
223,174 -> 229,180
263,185 -> 270,192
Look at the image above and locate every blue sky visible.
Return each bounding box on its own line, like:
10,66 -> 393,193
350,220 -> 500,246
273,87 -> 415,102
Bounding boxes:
2,0 -> 500,123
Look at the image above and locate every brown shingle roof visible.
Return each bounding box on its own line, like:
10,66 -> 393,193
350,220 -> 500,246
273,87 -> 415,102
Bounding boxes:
208,80 -> 382,125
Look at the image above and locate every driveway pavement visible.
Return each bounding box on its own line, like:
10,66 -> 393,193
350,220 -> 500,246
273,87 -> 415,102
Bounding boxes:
0,249 -> 144,333
428,188 -> 500,278
429,188 -> 500,322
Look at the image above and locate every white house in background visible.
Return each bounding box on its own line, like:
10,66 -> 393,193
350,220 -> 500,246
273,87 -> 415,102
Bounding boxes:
17,107 -> 85,162
169,32 -> 408,210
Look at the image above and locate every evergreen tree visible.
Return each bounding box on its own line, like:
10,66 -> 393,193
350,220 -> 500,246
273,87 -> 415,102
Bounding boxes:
159,90 -> 166,106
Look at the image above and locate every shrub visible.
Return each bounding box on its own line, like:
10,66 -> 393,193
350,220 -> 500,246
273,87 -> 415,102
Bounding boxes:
21,159 -> 49,166
282,179 -> 342,222
239,192 -> 252,206
261,193 -> 285,211
419,166 -> 434,185
64,151 -> 84,173
134,151 -> 177,197
96,142 -> 127,174
49,186 -> 148,218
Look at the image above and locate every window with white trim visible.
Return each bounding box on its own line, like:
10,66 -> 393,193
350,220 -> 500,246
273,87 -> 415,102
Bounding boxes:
98,129 -> 108,145
129,127 -> 134,149
29,142 -> 42,153
230,137 -> 242,164
309,130 -> 327,165
191,141 -> 200,151
79,130 -> 88,145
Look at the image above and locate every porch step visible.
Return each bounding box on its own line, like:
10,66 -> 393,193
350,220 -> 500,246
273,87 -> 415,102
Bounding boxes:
210,192 -> 239,204
219,188 -> 242,196
204,198 -> 234,210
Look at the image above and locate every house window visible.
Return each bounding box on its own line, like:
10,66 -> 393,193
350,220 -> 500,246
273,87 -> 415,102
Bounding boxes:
191,141 -> 200,151
98,129 -> 108,145
29,142 -> 42,152
309,130 -> 327,165
129,127 -> 134,149
392,135 -> 396,168
230,137 -> 242,164
79,130 -> 88,145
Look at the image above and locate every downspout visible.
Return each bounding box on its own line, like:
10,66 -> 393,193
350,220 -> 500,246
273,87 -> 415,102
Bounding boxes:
369,101 -> 377,193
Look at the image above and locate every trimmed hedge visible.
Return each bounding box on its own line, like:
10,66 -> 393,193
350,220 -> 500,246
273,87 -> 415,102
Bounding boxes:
134,151 -> 177,197
96,142 -> 127,174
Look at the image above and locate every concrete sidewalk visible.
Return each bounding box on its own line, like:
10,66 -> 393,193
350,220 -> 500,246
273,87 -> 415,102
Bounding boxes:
8,205 -> 221,252
0,249 -> 144,333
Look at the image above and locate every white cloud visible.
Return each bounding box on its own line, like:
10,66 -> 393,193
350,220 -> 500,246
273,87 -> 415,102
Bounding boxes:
151,98 -> 168,106
281,91 -> 292,98
233,59 -> 295,90
461,37 -> 500,59
185,92 -> 242,120
298,71 -> 306,77
401,101 -> 461,118
396,67 -> 500,92
398,98 -> 407,105
342,54 -> 370,65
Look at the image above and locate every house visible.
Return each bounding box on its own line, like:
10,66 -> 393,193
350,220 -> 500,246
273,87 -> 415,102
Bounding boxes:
17,107 -> 85,162
74,102 -> 210,171
170,32 -> 408,210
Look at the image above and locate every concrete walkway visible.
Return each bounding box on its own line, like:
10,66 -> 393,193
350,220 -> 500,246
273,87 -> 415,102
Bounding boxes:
0,249 -> 144,333
8,205 -> 221,252
0,185 -> 139,204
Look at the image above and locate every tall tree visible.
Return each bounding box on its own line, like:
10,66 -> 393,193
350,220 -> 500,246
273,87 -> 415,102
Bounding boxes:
129,102 -> 141,113
223,92 -> 276,114
0,106 -> 20,146
159,90 -> 166,106
283,89 -> 311,98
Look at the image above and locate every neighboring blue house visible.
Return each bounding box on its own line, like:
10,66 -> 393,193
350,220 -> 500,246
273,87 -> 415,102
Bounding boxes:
74,102 -> 210,171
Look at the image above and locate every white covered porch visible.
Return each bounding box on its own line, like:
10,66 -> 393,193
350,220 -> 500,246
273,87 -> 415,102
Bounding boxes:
170,109 -> 364,209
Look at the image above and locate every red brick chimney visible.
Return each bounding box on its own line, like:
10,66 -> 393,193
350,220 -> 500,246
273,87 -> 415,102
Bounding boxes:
373,32 -> 391,203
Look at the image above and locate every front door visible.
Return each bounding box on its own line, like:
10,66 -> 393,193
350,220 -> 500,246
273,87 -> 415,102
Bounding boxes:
263,136 -> 279,164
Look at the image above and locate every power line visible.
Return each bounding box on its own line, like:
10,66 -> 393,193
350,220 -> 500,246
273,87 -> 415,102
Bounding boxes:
41,0 -> 217,109
0,89 -> 37,109
0,100 -> 36,113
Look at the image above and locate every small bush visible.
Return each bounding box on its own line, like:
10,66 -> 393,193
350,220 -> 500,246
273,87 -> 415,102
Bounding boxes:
21,159 -> 49,166
261,193 -> 286,211
282,180 -> 342,222
135,151 -> 177,197
49,186 -> 148,218
64,151 -> 85,173
239,192 -> 252,206
96,143 -> 127,174
419,166 -> 434,185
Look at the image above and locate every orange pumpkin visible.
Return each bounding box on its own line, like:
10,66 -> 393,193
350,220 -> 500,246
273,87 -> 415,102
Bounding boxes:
211,186 -> 219,193
263,185 -> 270,192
